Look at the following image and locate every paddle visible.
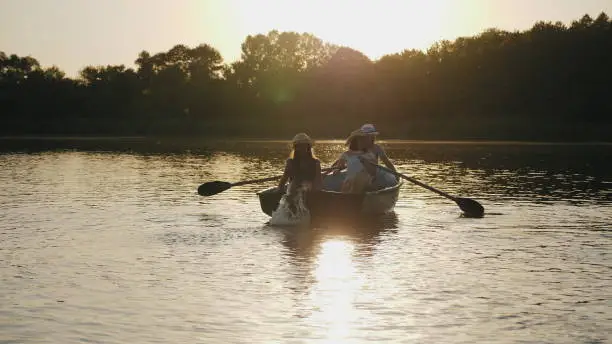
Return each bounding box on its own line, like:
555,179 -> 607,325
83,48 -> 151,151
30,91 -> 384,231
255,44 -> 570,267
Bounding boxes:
361,158 -> 485,217
198,167 -> 336,196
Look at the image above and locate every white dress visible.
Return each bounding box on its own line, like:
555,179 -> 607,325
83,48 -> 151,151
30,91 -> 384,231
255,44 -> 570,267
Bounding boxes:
342,151 -> 368,178
340,151 -> 375,193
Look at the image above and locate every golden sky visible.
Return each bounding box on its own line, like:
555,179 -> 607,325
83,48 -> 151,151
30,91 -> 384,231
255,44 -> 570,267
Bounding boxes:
1,0 -> 610,76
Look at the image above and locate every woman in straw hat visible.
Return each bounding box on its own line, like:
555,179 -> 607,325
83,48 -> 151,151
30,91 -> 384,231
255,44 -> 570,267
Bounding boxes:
326,129 -> 376,194
277,133 -> 322,193
271,133 -> 322,224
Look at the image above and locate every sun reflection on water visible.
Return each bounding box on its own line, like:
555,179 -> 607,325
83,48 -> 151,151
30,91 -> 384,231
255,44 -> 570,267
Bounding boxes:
308,238 -> 363,343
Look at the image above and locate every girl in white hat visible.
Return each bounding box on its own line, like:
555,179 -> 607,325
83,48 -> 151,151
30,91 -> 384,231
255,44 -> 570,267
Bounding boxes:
358,124 -> 397,172
358,124 -> 398,188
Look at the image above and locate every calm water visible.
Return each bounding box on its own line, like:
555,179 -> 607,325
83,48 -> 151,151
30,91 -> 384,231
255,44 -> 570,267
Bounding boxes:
0,140 -> 610,344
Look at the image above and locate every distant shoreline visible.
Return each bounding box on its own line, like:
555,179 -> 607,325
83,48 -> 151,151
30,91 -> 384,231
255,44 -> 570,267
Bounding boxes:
1,136 -> 610,145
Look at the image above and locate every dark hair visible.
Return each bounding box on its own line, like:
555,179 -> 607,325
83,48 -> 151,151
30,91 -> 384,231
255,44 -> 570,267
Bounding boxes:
289,145 -> 316,181
291,144 -> 315,161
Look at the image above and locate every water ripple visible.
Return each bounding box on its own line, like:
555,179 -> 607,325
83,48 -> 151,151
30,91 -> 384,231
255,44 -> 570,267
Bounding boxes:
0,143 -> 610,344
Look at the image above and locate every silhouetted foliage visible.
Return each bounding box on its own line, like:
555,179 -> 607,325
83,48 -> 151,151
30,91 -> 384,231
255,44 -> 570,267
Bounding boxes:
1,13 -> 611,140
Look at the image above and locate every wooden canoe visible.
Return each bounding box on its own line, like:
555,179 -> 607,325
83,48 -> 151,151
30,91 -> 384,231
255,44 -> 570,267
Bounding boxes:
257,171 -> 402,218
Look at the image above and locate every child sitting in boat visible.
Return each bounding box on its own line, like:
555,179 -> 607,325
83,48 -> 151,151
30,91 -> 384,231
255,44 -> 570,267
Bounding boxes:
270,133 -> 322,225
326,129 -> 376,194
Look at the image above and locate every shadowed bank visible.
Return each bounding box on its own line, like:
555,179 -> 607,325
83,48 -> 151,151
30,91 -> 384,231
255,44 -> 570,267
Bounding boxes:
1,13 -> 611,141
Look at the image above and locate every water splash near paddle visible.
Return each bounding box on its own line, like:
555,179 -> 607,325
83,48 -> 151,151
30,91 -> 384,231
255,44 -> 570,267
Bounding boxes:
269,187 -> 311,227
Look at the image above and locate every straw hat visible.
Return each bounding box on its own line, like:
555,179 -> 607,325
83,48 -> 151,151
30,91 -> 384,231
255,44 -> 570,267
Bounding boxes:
345,128 -> 366,145
291,132 -> 313,145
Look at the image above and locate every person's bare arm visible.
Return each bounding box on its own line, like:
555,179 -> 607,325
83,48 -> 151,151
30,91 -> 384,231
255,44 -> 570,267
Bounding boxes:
378,146 -> 396,172
324,155 -> 347,175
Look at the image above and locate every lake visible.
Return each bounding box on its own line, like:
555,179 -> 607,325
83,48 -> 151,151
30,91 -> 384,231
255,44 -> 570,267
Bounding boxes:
0,139 -> 610,344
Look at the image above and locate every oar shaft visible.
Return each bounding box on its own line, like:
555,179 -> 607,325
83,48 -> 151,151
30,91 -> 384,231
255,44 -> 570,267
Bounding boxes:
369,162 -> 456,201
232,175 -> 280,187
231,167 -> 337,187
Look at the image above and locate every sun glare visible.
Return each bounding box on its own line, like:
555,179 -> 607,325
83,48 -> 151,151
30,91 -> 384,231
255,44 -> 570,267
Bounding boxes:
308,238 -> 363,342
227,0 -> 466,61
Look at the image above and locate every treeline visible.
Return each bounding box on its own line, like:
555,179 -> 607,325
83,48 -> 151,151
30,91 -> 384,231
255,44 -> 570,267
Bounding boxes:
1,13 -> 611,140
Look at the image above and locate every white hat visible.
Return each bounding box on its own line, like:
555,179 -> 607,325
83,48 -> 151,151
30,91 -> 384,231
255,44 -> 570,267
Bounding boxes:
359,123 -> 379,135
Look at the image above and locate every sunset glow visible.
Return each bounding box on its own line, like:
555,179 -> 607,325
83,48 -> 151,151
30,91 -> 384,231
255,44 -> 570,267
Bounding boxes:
1,0 -> 611,76
225,0 -> 463,60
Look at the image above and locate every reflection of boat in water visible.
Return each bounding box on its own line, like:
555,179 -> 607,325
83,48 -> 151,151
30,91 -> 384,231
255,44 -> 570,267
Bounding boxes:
257,171 -> 402,220
275,211 -> 400,258
273,211 -> 399,320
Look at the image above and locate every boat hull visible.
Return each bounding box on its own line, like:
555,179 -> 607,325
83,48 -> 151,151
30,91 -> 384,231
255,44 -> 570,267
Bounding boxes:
257,174 -> 402,218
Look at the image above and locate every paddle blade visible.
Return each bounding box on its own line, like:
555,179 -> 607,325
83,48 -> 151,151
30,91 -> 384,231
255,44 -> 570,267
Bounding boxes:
198,181 -> 232,196
455,197 -> 485,218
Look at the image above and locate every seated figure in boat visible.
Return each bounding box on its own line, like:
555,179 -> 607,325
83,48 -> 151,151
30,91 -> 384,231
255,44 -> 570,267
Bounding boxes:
272,133 -> 322,224
357,123 -> 398,189
326,129 -> 376,194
